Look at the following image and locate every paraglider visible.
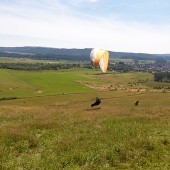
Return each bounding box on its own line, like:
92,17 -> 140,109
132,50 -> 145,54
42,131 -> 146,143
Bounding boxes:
91,97 -> 101,107
90,49 -> 109,73
135,100 -> 139,106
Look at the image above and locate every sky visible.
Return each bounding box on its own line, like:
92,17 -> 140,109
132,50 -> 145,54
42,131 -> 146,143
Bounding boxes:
0,0 -> 170,53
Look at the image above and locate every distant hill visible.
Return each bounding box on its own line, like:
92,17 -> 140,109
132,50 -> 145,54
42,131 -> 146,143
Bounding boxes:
0,47 -> 91,56
0,46 -> 170,61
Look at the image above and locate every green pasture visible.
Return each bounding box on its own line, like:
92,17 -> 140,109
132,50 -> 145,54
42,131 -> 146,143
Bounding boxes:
0,57 -> 60,64
0,68 -> 170,169
0,57 -> 82,64
0,69 -> 96,98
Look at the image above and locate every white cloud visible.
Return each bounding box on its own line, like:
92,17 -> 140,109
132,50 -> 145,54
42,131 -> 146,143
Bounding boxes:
71,0 -> 98,3
86,0 -> 98,2
0,0 -> 170,53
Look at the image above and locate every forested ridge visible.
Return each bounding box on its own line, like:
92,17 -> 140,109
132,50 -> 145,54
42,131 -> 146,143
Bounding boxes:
1,47 -> 170,61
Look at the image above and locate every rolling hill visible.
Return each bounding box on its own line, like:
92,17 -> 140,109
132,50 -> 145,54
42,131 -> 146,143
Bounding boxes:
0,46 -> 170,61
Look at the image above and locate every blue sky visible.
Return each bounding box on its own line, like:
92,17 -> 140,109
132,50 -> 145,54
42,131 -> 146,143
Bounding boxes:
0,0 -> 170,53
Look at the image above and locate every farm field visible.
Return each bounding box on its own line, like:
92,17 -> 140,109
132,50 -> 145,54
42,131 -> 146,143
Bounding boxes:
0,57 -> 81,64
0,68 -> 170,169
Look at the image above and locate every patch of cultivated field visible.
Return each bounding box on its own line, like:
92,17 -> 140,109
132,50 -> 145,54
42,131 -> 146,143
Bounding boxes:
0,68 -> 170,169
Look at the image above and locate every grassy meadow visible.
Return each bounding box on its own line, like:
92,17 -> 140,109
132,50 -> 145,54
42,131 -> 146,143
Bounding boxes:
0,67 -> 170,169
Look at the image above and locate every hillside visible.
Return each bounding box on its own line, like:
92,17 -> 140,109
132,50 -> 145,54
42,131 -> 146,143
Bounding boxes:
0,69 -> 170,169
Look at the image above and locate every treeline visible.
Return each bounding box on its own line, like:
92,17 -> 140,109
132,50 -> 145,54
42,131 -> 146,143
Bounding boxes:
0,62 -> 92,71
0,62 -> 133,72
0,47 -> 91,56
0,52 -> 89,61
109,62 -> 134,72
154,72 -> 170,82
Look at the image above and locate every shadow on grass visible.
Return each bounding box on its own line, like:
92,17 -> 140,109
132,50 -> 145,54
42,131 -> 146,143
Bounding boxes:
85,107 -> 101,111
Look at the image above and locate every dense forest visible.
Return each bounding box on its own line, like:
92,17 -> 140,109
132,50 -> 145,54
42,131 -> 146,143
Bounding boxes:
154,72 -> 170,82
0,52 -> 88,61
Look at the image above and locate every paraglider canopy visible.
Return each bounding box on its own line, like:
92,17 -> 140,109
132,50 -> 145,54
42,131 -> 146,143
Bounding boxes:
90,49 -> 109,73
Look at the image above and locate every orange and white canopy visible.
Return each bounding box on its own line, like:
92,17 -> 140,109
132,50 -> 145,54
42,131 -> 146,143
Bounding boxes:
90,49 -> 109,73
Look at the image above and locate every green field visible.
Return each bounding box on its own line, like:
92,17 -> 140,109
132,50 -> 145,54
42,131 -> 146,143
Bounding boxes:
0,69 -> 96,98
0,57 -> 60,64
0,68 -> 170,169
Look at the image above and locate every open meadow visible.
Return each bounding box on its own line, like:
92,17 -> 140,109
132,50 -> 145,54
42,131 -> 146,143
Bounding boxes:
0,68 -> 170,169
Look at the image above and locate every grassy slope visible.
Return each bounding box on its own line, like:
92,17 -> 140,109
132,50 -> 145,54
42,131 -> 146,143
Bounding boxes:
0,69 -> 170,169
0,69 -> 95,98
